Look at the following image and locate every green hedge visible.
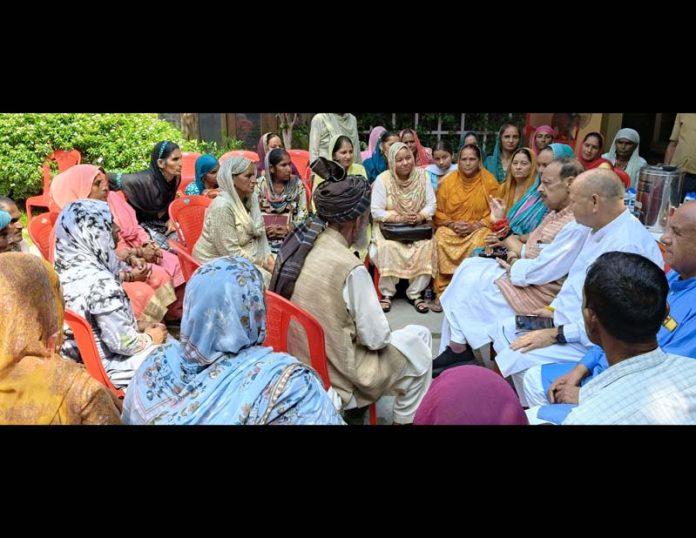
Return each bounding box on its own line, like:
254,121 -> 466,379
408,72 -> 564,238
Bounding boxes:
0,113 -> 230,201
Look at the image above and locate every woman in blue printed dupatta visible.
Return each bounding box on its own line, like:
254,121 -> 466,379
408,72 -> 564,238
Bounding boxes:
122,256 -> 344,425
505,143 -> 576,237
483,123 -> 522,183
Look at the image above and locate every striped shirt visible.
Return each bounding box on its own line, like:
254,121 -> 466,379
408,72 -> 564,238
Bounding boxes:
563,348 -> 696,425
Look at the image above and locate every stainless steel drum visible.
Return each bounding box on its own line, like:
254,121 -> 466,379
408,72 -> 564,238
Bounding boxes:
635,165 -> 684,233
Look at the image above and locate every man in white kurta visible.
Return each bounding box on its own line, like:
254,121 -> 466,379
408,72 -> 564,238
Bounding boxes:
439,159 -> 588,354
490,169 -> 663,405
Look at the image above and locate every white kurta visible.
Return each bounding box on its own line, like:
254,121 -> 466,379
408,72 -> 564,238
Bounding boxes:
440,220 -> 589,351
341,265 -> 432,422
493,210 -> 663,379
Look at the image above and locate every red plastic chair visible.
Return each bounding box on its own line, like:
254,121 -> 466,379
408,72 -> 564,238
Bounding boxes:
168,195 -> 211,248
168,240 -> 202,282
64,309 -> 125,399
179,151 -> 202,194
26,149 -> 81,221
219,150 -> 260,164
364,255 -> 382,300
264,290 -> 377,425
27,212 -> 58,260
287,149 -> 310,179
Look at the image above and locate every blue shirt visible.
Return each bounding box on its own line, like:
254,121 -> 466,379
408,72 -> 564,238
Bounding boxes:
582,270 -> 696,377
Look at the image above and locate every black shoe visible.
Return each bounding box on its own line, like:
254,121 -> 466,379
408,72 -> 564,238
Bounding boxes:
432,359 -> 478,378
343,406 -> 369,425
433,346 -> 475,369
432,346 -> 478,378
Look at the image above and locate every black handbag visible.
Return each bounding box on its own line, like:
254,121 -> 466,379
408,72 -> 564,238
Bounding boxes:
380,222 -> 433,242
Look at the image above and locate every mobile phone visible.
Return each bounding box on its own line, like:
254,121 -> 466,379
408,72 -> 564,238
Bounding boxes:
515,315 -> 554,331
478,246 -> 508,259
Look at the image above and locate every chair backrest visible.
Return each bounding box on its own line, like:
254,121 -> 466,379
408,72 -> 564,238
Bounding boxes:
63,309 -> 125,399
168,239 -> 202,282
219,150 -> 260,164
27,212 -> 58,260
263,290 -> 331,390
168,195 -> 211,248
286,149 -> 310,179
41,149 -> 81,195
179,151 -> 202,194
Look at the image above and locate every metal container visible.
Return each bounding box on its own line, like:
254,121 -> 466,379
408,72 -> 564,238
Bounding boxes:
635,165 -> 684,233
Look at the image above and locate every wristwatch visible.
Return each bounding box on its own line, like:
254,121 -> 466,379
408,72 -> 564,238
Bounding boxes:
555,325 -> 567,344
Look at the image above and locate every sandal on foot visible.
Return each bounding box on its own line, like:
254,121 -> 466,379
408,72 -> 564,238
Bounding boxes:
380,297 -> 392,313
428,298 -> 443,313
408,298 -> 430,314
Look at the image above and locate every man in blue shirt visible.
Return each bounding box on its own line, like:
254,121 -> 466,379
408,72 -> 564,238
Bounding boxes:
524,201 -> 696,423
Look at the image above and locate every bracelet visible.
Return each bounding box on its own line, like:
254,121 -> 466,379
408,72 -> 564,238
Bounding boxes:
491,218 -> 509,232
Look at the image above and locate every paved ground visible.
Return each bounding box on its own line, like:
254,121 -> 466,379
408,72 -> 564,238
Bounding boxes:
367,297 -> 443,424
370,295 -> 492,425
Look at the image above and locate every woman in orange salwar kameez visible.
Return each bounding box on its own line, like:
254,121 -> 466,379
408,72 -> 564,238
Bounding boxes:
432,144 -> 501,311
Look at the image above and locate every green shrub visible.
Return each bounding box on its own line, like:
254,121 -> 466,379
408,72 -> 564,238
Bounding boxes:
0,113 -> 232,201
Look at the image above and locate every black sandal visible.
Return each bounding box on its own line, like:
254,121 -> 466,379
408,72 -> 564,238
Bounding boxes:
409,298 -> 430,314
380,297 -> 392,313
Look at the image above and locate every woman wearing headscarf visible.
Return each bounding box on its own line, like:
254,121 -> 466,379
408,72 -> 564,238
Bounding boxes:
576,132 -> 611,171
371,142 -> 437,314
601,127 -> 647,188
193,156 -> 275,282
400,128 -> 432,166
108,140 -> 182,248
361,125 -> 386,162
49,164 -> 181,323
184,154 -> 220,197
363,130 -> 401,184
0,253 -> 123,425
309,113 -> 362,165
54,199 -> 169,390
433,144 -> 501,312
0,209 -> 12,253
256,132 -> 299,177
484,123 -> 522,183
123,256 -> 344,425
529,124 -> 555,155
499,143 -> 574,240
414,365 -> 528,425
257,148 -> 308,253
577,132 -> 630,188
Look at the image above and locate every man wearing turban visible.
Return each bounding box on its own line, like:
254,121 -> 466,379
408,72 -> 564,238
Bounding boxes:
270,158 -> 433,425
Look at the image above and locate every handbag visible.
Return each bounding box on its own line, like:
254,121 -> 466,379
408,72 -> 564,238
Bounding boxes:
380,222 -> 433,242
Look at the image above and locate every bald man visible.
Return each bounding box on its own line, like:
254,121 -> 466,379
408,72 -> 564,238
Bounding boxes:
490,168 -> 664,406
524,201 -> 696,421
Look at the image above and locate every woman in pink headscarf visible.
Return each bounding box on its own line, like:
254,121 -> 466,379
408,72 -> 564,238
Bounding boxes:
49,164 -> 183,322
529,125 -> 555,155
400,128 -> 433,166
361,126 -> 387,162
414,365 -> 528,425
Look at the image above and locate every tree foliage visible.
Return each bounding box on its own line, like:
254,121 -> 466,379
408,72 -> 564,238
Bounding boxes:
0,113 -> 227,200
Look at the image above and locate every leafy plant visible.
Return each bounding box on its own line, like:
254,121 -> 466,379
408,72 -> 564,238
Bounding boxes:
0,113 -> 238,201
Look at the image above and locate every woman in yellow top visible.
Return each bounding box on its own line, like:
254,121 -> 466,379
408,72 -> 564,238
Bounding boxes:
0,253 -> 122,425
432,144 -> 501,311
